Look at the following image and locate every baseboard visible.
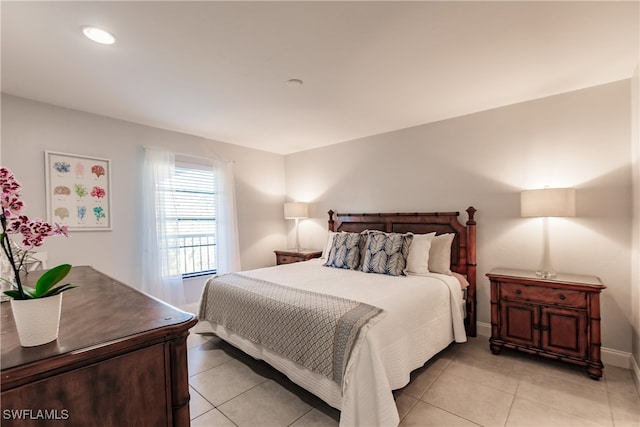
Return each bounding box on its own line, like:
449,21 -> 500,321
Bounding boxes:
600,347 -> 632,369
476,321 -> 491,338
632,355 -> 640,394
474,321 -> 632,369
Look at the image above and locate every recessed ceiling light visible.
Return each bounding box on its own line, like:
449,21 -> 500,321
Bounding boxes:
82,26 -> 116,45
286,78 -> 304,87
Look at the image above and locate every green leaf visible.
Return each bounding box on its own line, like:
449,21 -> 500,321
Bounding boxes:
3,290 -> 24,299
41,283 -> 77,297
21,286 -> 37,299
35,264 -> 72,297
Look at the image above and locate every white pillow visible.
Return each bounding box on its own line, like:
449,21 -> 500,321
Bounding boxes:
321,231 -> 339,259
428,233 -> 455,275
405,232 -> 436,275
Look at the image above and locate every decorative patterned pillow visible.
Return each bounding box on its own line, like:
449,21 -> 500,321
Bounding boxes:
323,232 -> 363,270
356,230 -> 372,270
361,231 -> 413,276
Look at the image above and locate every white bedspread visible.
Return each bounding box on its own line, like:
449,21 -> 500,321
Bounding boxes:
195,259 -> 467,427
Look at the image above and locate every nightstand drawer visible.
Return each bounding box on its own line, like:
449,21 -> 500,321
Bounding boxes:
274,250 -> 322,265
501,282 -> 587,308
277,255 -> 299,264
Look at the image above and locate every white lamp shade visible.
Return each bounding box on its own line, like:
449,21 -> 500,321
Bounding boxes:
284,202 -> 309,219
521,188 -> 576,218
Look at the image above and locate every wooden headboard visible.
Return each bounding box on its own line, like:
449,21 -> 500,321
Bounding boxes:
328,207 -> 477,337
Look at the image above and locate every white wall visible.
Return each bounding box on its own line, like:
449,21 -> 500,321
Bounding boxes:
1,94 -> 287,299
631,64 -> 639,385
2,81 -> 635,360
285,80 -> 633,356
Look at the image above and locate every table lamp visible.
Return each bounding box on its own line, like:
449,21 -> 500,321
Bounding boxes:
521,188 -> 575,278
284,202 -> 308,252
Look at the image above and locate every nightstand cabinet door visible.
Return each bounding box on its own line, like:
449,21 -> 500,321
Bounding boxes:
541,306 -> 587,359
499,300 -> 540,348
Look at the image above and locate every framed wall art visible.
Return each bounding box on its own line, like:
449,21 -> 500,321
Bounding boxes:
45,151 -> 112,231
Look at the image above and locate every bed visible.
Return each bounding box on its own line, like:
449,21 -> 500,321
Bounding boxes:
195,207 -> 477,427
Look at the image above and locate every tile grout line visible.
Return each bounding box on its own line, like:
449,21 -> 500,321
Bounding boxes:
503,379 -> 521,427
188,356 -> 235,379
191,408 -> 238,427
286,407 -> 316,427
605,385 -> 616,427
411,358 -> 485,426
214,378 -> 271,410
396,394 -> 420,424
188,384 -> 239,427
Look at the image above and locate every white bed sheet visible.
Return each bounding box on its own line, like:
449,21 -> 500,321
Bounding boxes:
195,259 -> 467,427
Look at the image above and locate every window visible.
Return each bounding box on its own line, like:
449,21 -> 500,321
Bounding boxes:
162,161 -> 217,278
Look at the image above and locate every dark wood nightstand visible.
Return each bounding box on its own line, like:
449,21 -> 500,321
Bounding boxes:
486,268 -> 606,380
274,249 -> 322,265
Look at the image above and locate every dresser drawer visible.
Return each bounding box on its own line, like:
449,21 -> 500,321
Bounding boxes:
501,282 -> 587,308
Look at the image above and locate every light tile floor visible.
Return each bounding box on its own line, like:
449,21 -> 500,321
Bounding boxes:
186,331 -> 640,427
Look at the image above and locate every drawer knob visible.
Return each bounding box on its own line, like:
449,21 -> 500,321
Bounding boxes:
559,294 -> 566,300
515,289 -> 522,295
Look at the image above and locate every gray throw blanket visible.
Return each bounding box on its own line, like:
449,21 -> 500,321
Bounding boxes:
198,273 -> 383,385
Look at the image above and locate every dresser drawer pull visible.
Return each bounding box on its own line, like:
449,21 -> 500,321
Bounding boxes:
515,289 -> 522,295
559,294 -> 566,300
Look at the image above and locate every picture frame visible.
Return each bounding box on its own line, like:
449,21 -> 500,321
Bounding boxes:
45,151 -> 112,231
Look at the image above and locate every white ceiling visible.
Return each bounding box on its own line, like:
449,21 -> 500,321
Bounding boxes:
2,1 -> 638,155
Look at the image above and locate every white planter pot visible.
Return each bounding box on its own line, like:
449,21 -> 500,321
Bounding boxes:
10,293 -> 63,347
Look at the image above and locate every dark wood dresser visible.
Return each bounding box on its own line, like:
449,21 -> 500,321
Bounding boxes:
274,249 -> 322,265
487,268 -> 605,379
1,266 -> 197,426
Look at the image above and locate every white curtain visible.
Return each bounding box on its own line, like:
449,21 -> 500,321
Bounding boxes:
141,147 -> 185,306
213,158 -> 241,274
140,148 -> 241,305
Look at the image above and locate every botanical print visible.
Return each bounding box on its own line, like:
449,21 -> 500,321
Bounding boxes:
74,184 -> 88,198
90,186 -> 106,199
46,152 -> 111,231
75,162 -> 84,178
54,207 -> 70,220
91,165 -> 105,178
93,206 -> 106,222
77,206 -> 87,224
54,185 -> 70,196
53,161 -> 71,174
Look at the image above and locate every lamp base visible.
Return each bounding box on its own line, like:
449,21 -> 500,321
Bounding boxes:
536,270 -> 557,279
536,217 -> 557,280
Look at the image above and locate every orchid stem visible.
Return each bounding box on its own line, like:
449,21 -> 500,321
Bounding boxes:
1,214 -> 25,299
